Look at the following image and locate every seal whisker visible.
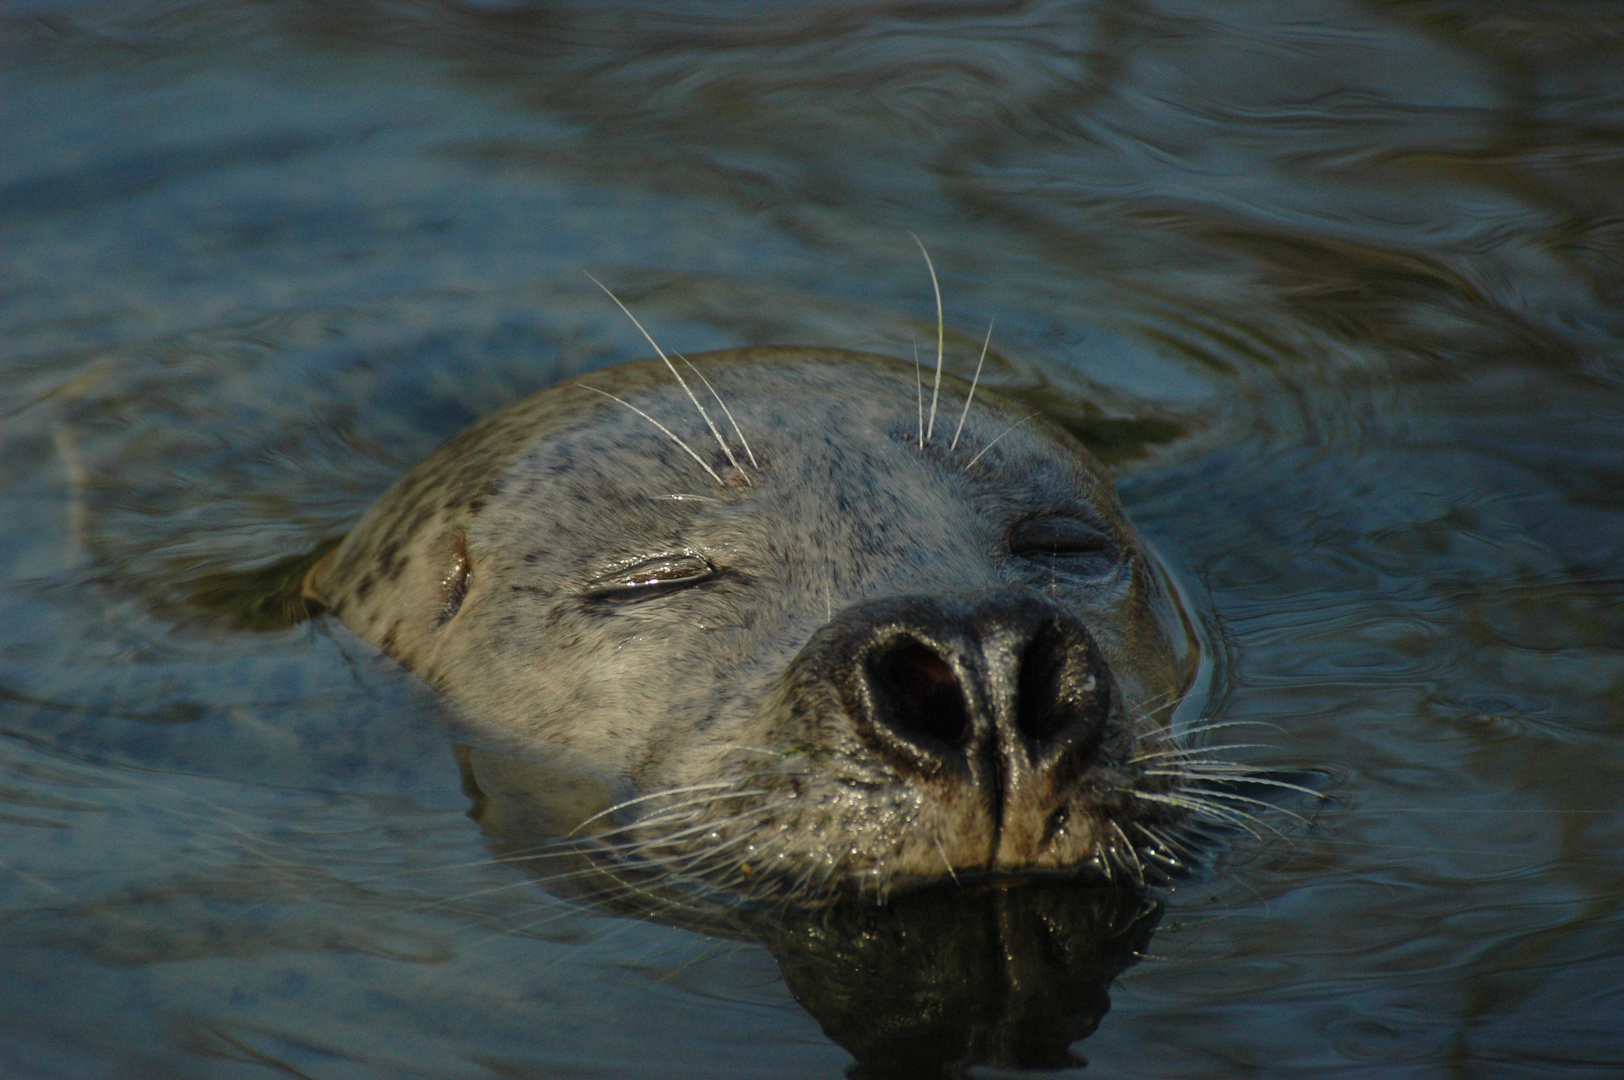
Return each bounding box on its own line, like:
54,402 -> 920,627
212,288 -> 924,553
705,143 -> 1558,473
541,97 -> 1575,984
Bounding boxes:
962,413 -> 1038,471
642,813 -> 795,878
605,784 -> 765,817
614,796 -> 799,853
346,845 -> 580,886
1132,821 -> 1202,865
1147,760 -> 1324,800
577,809 -> 707,845
594,800 -> 720,829
584,272 -> 749,482
680,354 -> 760,470
1130,790 -> 1278,840
712,745 -> 793,759
1093,847 -> 1115,886
564,780 -> 741,836
408,873 -> 569,913
1146,787 -> 1274,827
637,814 -> 788,859
1127,744 -> 1274,765
578,385 -> 725,486
949,317 -> 994,452
913,340 -> 925,448
584,803 -> 760,850
1108,820 -> 1146,886
1145,780 -> 1315,825
1123,685 -> 1188,722
909,232 -> 946,443
1178,717 -> 1286,738
933,833 -> 961,887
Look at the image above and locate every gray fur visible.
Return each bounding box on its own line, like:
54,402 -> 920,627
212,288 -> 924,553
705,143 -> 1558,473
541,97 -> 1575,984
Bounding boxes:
308,347 -> 1206,900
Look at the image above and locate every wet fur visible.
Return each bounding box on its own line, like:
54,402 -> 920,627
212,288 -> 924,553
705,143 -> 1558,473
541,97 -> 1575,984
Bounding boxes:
307,347 -> 1248,902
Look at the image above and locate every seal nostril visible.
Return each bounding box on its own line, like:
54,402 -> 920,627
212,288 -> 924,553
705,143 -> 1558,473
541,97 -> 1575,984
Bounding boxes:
1016,621 -> 1107,748
871,641 -> 972,749
1016,624 -> 1068,743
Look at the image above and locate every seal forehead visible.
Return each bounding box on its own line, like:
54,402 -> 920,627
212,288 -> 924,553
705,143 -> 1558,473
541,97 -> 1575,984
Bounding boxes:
314,348 -> 1132,692
478,352 -> 1116,596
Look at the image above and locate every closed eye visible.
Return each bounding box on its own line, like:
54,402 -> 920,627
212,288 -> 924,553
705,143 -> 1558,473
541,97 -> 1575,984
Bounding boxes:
1008,516 -> 1121,578
587,553 -> 719,602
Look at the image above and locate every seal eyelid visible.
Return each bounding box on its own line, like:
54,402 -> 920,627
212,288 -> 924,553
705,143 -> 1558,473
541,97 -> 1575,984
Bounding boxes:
1008,517 -> 1121,576
588,553 -> 719,601
1009,516 -> 1118,553
436,533 -> 472,627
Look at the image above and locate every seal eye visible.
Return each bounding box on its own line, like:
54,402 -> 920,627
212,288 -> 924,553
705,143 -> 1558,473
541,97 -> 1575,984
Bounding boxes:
1009,517 -> 1120,579
436,533 -> 471,627
589,553 -> 719,602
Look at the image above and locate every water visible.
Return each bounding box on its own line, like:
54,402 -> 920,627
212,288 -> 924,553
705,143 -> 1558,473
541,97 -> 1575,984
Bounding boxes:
3,0 -> 1623,1075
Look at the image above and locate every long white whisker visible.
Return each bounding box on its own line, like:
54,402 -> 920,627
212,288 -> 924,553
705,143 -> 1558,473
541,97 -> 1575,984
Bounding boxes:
1109,820 -> 1146,886
578,385 -> 724,486
564,780 -> 738,837
913,340 -> 924,448
600,797 -> 798,852
584,273 -> 748,482
963,413 -> 1038,471
680,354 -> 759,470
1128,744 -> 1274,765
950,316 -> 994,451
933,833 -> 961,887
910,232 -> 945,442
1133,821 -> 1203,863
1125,685 -> 1187,720
1155,770 -> 1326,802
1131,790 -> 1277,839
1179,718 -> 1285,738
1150,783 -> 1314,824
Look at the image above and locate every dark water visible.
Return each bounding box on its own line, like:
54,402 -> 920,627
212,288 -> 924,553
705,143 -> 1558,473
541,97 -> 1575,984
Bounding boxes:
3,0 -> 1623,1075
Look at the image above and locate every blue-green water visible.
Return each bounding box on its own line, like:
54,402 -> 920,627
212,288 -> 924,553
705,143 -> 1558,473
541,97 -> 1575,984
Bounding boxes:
3,1 -> 1622,1076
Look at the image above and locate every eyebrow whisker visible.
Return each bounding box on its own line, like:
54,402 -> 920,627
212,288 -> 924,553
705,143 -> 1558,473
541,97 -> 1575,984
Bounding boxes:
577,384 -> 725,485
585,273 -> 749,483
680,354 -> 759,471
910,233 -> 946,444
963,413 -> 1038,471
950,316 -> 994,452
913,339 -> 925,448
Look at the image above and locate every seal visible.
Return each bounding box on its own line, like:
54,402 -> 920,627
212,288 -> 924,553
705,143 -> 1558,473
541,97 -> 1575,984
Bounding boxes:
304,343 -> 1213,902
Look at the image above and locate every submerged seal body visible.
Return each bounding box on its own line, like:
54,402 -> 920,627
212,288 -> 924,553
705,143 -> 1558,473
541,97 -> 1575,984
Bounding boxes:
307,346 -> 1203,901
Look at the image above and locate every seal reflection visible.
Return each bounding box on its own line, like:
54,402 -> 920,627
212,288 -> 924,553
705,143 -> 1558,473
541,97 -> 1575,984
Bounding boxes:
456,743 -> 1160,1078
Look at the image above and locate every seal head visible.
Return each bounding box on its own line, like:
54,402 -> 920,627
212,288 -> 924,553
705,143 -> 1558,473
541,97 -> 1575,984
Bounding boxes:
307,347 -> 1200,901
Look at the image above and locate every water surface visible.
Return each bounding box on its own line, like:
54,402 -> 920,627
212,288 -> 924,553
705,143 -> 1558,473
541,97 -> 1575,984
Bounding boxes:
3,0 -> 1623,1076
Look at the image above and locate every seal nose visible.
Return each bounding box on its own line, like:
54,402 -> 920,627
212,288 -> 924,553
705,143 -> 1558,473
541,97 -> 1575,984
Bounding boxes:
840,592 -> 1115,784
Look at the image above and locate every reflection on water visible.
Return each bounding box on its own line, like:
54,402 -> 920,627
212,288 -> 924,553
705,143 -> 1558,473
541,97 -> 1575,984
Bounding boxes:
3,0 -> 1623,1075
459,742 -> 1161,1079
